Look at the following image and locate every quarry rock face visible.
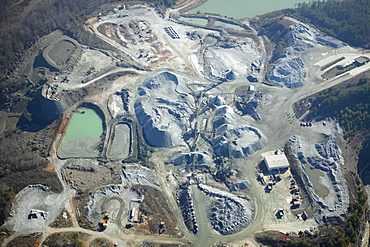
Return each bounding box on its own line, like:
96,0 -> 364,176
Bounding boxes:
135,72 -> 194,147
289,134 -> 349,222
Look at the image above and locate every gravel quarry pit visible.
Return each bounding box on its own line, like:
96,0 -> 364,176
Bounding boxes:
287,119 -> 349,222
3,3 -> 370,247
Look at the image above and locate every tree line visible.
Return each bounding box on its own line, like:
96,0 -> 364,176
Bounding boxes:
309,79 -> 370,140
295,0 -> 370,48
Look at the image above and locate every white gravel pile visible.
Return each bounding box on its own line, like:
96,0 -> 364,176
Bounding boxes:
269,18 -> 347,88
135,71 -> 194,147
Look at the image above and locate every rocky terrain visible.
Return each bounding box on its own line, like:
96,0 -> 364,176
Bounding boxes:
287,120 -> 349,222
1,2 -> 370,247
268,18 -> 347,88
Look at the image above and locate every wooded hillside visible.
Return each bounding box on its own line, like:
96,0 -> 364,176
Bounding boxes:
296,0 -> 370,48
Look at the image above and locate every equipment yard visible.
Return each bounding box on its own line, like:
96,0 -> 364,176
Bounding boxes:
2,2 -> 370,247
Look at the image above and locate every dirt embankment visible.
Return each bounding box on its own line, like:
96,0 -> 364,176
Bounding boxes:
177,0 -> 207,13
63,162 -> 122,229
134,185 -> 183,238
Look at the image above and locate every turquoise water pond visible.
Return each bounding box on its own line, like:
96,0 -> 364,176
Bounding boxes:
62,107 -> 103,143
188,0 -> 307,19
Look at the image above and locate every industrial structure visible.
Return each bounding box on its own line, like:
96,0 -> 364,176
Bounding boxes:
264,154 -> 289,172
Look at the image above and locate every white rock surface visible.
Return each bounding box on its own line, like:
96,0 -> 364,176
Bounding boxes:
204,43 -> 263,82
288,133 -> 349,222
135,72 -> 194,147
269,18 -> 347,88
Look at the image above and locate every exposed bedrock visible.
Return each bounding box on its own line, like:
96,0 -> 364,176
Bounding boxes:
135,71 -> 194,147
288,135 -> 349,222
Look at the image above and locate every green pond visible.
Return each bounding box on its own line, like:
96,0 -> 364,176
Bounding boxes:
178,16 -> 208,25
188,0 -> 307,19
304,163 -> 329,199
214,21 -> 244,30
62,107 -> 104,143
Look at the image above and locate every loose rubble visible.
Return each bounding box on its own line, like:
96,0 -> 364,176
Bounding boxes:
199,184 -> 254,235
177,187 -> 199,234
288,132 -> 349,222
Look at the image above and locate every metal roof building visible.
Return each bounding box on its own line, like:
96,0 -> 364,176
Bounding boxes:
264,154 -> 289,171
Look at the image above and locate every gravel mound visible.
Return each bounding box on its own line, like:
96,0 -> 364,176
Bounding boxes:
269,18 -> 347,88
135,72 -> 194,147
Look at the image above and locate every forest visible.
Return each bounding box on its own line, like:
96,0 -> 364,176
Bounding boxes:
295,0 -> 370,48
309,78 -> 370,140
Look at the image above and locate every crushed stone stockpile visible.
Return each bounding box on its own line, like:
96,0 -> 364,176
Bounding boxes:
204,43 -> 263,82
170,95 -> 267,167
107,93 -> 126,118
135,71 -> 195,147
172,151 -> 213,167
198,184 -> 254,235
86,185 -> 140,225
177,187 -> 199,234
269,18 -> 346,88
211,104 -> 267,158
289,132 -> 349,222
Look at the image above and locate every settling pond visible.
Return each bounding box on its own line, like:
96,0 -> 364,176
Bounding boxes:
60,107 -> 104,158
187,0 -> 307,18
62,107 -> 104,143
304,163 -> 330,199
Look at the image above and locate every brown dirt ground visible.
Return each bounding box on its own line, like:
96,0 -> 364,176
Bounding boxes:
0,227 -> 13,245
63,163 -> 122,229
6,232 -> 41,247
49,210 -> 73,228
254,230 -> 301,247
133,185 -> 183,238
63,163 -> 122,194
141,243 -> 192,247
43,232 -> 90,247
